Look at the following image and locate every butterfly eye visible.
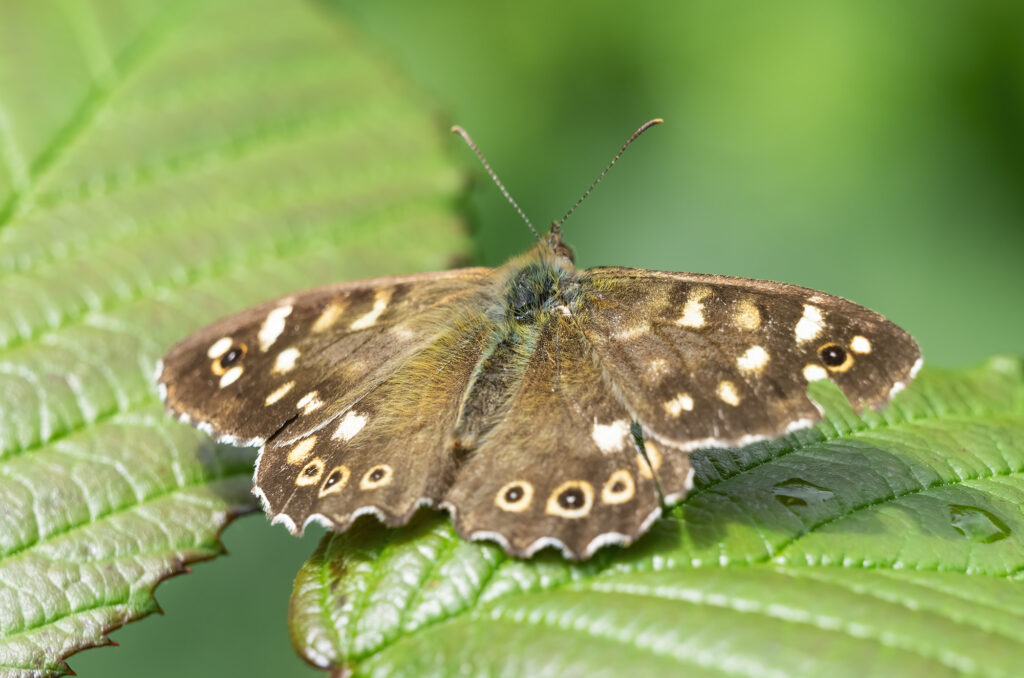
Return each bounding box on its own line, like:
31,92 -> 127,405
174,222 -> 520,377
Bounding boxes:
818,343 -> 854,372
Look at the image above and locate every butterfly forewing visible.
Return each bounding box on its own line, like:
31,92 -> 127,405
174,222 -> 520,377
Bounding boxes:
578,267 -> 922,455
158,268 -> 492,447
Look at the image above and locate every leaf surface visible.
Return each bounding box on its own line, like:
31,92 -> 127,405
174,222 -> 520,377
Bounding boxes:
291,358 -> 1024,677
0,1 -> 468,675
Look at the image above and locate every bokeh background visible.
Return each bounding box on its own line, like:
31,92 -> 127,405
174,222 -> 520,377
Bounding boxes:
76,1 -> 1023,675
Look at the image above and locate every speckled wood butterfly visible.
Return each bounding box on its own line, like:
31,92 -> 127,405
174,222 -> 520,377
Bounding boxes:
158,120 -> 921,559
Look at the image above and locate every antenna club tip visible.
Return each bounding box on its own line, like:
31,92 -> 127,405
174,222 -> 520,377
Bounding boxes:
450,125 -> 464,134
651,118 -> 664,124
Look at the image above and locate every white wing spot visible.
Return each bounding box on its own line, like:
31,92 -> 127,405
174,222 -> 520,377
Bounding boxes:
333,411 -> 368,441
273,347 -> 301,374
312,303 -> 345,333
258,304 -> 293,351
717,380 -> 741,407
297,391 -> 324,415
663,393 -> 694,417
351,289 -> 392,330
803,364 -> 828,381
646,358 -> 670,380
207,337 -> 233,359
850,335 -> 872,354
591,419 -> 631,453
737,345 -> 770,372
676,286 -> 711,328
286,436 -> 317,465
614,322 -> 649,340
218,366 -> 243,388
264,381 -> 294,406
795,304 -> 825,343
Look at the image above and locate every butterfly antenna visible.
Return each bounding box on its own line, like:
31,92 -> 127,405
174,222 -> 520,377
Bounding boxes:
557,118 -> 663,228
451,125 -> 542,243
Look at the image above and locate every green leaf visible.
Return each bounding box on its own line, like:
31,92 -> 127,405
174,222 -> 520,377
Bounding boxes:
290,357 -> 1024,677
0,0 -> 468,675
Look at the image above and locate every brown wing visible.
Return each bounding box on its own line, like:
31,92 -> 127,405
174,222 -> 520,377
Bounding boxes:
443,314 -> 665,560
158,268 -> 493,447
577,267 -> 921,500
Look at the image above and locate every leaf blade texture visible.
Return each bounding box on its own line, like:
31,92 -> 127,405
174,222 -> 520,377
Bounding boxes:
0,0 -> 469,675
290,358 -> 1024,677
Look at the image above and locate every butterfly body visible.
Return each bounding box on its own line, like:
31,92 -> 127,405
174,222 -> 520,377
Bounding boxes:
158,223 -> 920,559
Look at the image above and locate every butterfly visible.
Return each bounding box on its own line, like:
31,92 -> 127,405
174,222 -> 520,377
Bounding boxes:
158,120 -> 921,560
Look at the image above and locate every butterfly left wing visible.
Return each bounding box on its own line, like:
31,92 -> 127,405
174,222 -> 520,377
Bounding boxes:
158,268 -> 492,447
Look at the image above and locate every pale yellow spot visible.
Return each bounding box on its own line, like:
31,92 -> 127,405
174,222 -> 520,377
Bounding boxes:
258,304 -> 293,351
850,335 -> 872,354
286,436 -> 318,465
296,458 -> 325,486
601,470 -> 636,505
614,322 -> 649,340
350,289 -> 392,330
733,300 -> 761,330
296,391 -> 324,415
663,393 -> 694,417
717,380 -> 741,407
360,464 -> 393,490
591,419 -> 631,453
273,347 -> 300,374
638,441 -> 662,480
207,337 -> 233,359
803,364 -> 828,381
264,381 -> 294,406
318,465 -> 351,497
494,481 -> 534,513
218,366 -> 243,388
545,480 -> 595,519
737,345 -> 770,373
676,286 -> 711,328
332,411 -> 368,441
312,303 -> 345,333
795,304 -> 825,343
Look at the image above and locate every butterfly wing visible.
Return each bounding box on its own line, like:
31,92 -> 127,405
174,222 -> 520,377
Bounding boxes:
158,268 -> 493,447
577,267 -> 921,500
443,314 -> 665,559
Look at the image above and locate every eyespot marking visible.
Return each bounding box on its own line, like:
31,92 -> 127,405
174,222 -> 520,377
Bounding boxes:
795,304 -> 825,343
717,380 -> 741,407
545,480 -> 595,519
273,347 -> 300,374
319,465 -> 350,497
602,470 -> 636,505
664,393 -> 694,417
676,286 -> 711,328
258,304 -> 293,352
737,345 -> 770,373
296,458 -> 325,486
265,381 -> 294,406
850,335 -> 872,354
360,464 -> 393,490
211,343 -> 247,376
333,411 -> 368,441
286,436 -> 318,465
495,481 -> 534,512
819,343 -> 854,372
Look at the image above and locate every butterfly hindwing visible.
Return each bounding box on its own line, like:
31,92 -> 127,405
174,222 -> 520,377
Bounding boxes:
158,268 -> 492,446
444,314 -> 665,559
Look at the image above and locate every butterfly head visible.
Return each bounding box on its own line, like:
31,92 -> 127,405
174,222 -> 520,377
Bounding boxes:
544,221 -> 575,264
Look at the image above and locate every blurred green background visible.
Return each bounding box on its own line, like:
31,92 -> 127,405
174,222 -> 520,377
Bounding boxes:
76,0 -> 1023,675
